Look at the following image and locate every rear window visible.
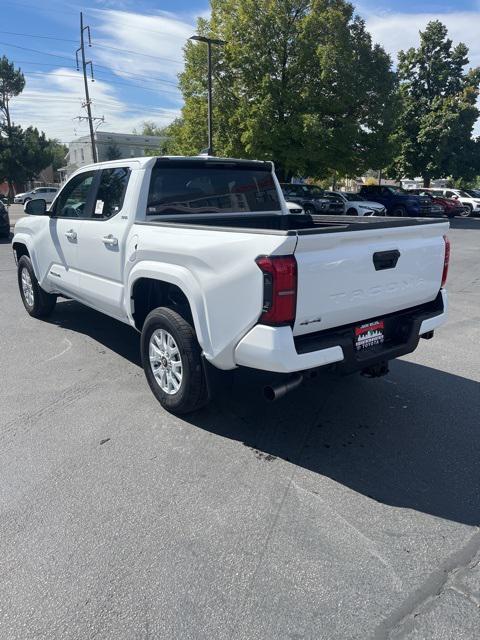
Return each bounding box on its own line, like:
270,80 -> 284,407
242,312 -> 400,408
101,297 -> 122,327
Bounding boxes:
146,163 -> 281,215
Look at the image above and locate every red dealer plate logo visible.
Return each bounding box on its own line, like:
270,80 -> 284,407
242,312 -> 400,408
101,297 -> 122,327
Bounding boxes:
354,320 -> 385,351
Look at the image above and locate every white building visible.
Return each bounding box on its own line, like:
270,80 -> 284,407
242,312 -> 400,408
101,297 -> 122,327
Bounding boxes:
61,131 -> 167,179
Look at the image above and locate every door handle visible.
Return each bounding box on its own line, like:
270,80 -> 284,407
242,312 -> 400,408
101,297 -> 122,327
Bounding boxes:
102,234 -> 118,247
65,229 -> 77,241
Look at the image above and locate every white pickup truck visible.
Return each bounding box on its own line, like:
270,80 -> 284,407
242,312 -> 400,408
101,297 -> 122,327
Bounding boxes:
13,156 -> 450,414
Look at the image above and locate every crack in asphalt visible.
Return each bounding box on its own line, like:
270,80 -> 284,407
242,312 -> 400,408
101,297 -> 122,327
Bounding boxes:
373,528 -> 480,639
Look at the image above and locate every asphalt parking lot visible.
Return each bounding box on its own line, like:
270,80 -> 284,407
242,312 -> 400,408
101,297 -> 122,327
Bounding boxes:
1,212 -> 479,639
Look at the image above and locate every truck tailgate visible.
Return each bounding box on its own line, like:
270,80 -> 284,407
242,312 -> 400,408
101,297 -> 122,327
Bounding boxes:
293,222 -> 448,336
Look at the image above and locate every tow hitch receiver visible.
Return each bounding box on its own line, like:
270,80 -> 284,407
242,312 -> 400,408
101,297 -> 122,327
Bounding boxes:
361,361 -> 389,378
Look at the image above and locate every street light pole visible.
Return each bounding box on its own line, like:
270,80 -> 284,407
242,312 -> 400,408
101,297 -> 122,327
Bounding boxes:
189,35 -> 226,156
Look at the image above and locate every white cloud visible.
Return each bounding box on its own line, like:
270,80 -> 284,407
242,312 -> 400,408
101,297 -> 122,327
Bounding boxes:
91,8 -> 195,82
10,68 -> 180,142
9,7 -> 199,141
364,11 -> 480,69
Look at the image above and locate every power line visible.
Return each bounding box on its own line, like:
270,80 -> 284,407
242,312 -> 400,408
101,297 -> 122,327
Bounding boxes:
1,41 -> 180,87
0,41 -> 73,61
14,94 -> 179,114
11,59 -> 181,90
0,30 -> 77,43
85,16 -> 195,40
0,30 -> 184,64
20,70 -> 181,97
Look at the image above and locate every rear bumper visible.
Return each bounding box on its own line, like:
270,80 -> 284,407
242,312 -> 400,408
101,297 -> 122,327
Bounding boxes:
234,289 -> 447,374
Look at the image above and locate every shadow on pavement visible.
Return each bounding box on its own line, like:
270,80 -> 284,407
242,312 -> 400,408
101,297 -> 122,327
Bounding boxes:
449,217 -> 480,230
46,299 -> 480,527
47,299 -> 141,366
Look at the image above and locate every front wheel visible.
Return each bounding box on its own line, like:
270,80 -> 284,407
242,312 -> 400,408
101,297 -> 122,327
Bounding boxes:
391,206 -> 407,217
17,255 -> 57,318
303,203 -> 316,215
141,307 -> 209,415
460,204 -> 472,217
346,207 -> 358,216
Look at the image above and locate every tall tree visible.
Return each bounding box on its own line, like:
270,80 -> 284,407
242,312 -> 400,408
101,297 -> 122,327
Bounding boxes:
172,0 -> 397,180
0,56 -> 55,195
48,139 -> 67,170
392,21 -> 480,187
0,56 -> 25,134
0,56 -> 25,196
0,125 -> 52,188
106,143 -> 122,161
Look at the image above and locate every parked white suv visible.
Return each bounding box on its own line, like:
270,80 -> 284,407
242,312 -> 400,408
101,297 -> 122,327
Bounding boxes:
14,187 -> 58,205
326,191 -> 386,216
426,188 -> 480,216
13,156 -> 449,414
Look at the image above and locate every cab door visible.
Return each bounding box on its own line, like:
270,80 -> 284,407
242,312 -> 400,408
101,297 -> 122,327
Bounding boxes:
73,166 -> 132,320
43,170 -> 97,297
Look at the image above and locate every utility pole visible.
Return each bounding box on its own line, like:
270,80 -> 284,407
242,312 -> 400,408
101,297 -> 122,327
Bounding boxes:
189,35 -> 226,156
76,12 -> 97,162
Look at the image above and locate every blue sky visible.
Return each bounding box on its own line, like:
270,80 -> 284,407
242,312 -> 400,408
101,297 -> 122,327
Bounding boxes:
2,0 -> 479,142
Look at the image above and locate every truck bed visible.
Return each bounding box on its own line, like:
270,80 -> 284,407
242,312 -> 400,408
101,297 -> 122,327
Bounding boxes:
137,213 -> 445,236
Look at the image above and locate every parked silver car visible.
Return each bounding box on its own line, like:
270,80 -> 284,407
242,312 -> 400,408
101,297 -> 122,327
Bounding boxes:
326,191 -> 386,216
14,187 -> 58,205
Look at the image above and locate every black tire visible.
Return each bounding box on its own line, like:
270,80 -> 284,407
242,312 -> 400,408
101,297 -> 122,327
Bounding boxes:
391,206 -> 407,217
17,255 -> 57,318
24,198 -> 31,204
461,204 -> 472,217
303,203 -> 316,215
346,207 -> 358,216
141,307 -> 209,415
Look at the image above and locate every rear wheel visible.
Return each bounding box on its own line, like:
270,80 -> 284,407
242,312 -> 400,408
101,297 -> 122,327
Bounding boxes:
303,203 -> 315,215
17,255 -> 57,318
391,206 -> 407,217
141,307 -> 209,415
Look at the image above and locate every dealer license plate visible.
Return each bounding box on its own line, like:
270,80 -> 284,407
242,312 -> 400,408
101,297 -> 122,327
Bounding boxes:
354,320 -> 385,351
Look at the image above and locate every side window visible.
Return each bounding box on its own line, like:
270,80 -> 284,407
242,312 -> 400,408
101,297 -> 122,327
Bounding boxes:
445,191 -> 454,198
92,167 -> 130,219
53,171 -> 95,218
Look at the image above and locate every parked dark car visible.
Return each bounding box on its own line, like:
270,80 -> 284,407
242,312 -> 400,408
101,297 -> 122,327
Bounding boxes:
0,200 -> 10,238
465,189 -> 480,199
408,189 -> 465,219
280,183 -> 344,215
359,185 -> 433,217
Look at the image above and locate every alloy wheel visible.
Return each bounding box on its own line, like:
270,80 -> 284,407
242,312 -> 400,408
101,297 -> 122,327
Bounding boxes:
21,267 -> 34,307
149,329 -> 183,395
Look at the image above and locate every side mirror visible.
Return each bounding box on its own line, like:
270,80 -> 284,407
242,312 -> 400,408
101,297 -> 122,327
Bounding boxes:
25,199 -> 47,215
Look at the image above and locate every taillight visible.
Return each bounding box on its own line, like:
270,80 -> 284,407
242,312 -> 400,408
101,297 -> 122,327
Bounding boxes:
256,255 -> 297,325
442,235 -> 450,287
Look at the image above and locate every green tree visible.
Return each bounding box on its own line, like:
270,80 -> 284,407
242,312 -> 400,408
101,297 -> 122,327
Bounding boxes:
0,56 -> 55,195
0,55 -> 25,196
392,21 -> 480,187
138,121 -> 165,137
172,0 -> 397,180
106,142 -> 122,160
0,125 -> 52,189
47,139 -> 68,171
138,119 -> 182,156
